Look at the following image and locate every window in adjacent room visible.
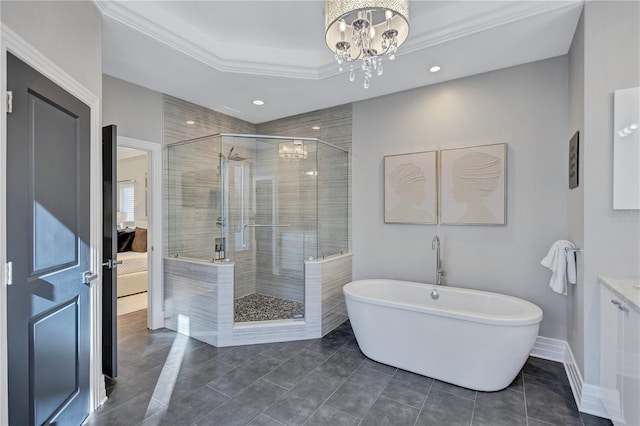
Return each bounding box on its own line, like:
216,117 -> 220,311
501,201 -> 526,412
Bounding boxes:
118,181 -> 135,222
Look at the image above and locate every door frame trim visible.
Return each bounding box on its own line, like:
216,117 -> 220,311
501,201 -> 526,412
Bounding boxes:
117,136 -> 164,330
0,25 -> 106,422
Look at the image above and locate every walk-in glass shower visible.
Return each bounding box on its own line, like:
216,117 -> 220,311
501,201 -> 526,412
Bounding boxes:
167,134 -> 349,324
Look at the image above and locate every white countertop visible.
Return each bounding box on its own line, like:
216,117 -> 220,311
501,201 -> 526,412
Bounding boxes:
599,276 -> 640,313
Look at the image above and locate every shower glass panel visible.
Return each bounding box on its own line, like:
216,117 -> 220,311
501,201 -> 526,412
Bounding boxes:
166,135 -> 221,261
221,135 -> 318,322
167,133 -> 348,324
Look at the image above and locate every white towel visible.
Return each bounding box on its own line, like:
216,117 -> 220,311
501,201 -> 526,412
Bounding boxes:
541,240 -> 577,295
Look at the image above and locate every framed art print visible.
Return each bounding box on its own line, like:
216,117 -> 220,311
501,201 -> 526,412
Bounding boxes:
439,143 -> 507,225
384,150 -> 437,224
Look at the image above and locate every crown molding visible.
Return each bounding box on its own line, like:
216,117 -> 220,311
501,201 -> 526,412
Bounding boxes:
94,0 -> 322,80
95,0 -> 582,82
400,1 -> 582,57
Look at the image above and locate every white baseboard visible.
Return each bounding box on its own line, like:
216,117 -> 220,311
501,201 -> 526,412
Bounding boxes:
530,336 -> 566,362
529,337 -> 609,419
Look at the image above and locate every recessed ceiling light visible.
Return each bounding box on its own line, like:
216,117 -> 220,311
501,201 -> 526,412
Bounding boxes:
186,120 -> 195,125
253,100 -> 265,106
312,126 -> 321,130
429,66 -> 441,73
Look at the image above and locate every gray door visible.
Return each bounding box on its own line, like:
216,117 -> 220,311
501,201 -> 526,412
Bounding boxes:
7,53 -> 91,425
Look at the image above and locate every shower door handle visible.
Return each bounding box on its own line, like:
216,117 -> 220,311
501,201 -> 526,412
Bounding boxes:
243,224 -> 290,228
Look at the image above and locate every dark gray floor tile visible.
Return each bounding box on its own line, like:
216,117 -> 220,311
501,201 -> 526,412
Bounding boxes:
312,346 -> 365,381
342,338 -> 361,352
88,393 -> 166,426
526,418 -> 555,426
264,372 -> 343,426
249,414 -> 286,426
138,385 -> 228,426
525,375 -> 582,426
183,356 -> 235,382
263,350 -> 328,389
508,370 -> 524,392
259,339 -> 315,361
303,405 -> 360,426
325,366 -> 393,418
207,354 -> 283,397
359,396 -> 419,426
102,364 -> 173,411
523,357 -> 569,385
196,379 -> 288,426
360,358 -> 397,376
149,357 -> 236,406
305,329 -> 352,355
415,389 -> 474,426
380,369 -> 432,409
471,403 -> 527,426
163,341 -> 220,371
116,346 -> 173,379
213,343 -> 267,367
432,379 -> 477,400
119,331 -> 177,358
580,413 -> 614,426
475,388 -> 525,416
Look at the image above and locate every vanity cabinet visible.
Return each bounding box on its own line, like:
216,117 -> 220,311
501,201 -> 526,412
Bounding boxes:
599,284 -> 640,426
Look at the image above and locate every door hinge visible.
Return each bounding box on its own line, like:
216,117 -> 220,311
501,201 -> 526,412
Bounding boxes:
5,261 -> 13,285
7,91 -> 13,114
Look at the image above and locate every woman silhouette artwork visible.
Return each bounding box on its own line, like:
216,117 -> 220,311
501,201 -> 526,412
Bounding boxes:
451,151 -> 502,224
386,163 -> 435,223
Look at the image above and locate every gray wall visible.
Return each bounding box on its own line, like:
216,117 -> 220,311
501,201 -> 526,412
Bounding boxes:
103,74 -> 163,143
567,8 -> 586,381
353,57 -> 569,339
569,1 -> 640,384
1,1 -> 102,97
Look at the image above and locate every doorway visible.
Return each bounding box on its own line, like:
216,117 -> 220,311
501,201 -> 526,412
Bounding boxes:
116,137 -> 163,331
115,147 -> 150,316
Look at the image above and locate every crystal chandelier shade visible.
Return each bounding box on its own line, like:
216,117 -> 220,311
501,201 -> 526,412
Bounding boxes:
279,141 -> 307,160
325,0 -> 409,88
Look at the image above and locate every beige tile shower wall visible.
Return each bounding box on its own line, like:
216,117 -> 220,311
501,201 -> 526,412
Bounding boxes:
253,144 -> 311,303
164,258 -> 220,346
164,96 -> 258,297
317,144 -> 349,257
163,95 -> 256,145
256,104 -> 352,151
256,104 -> 353,257
166,138 -> 220,259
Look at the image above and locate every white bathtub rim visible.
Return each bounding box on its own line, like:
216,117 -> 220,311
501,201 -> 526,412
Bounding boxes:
344,279 -> 543,327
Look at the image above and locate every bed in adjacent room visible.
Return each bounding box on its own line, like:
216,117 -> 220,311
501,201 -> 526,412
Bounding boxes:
116,228 -> 148,313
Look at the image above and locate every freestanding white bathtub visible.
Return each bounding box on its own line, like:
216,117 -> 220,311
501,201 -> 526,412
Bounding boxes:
343,279 -> 543,391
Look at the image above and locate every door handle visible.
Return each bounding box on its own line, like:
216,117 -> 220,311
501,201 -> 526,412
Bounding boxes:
83,271 -> 98,285
102,259 -> 123,269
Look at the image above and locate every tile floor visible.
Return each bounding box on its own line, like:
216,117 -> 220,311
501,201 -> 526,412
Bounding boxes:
85,310 -> 613,426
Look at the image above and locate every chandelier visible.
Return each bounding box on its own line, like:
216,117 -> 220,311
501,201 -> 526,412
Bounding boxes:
325,0 -> 409,88
279,141 -> 307,160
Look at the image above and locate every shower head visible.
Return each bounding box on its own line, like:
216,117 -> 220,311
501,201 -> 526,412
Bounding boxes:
221,146 -> 246,162
228,153 -> 246,162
